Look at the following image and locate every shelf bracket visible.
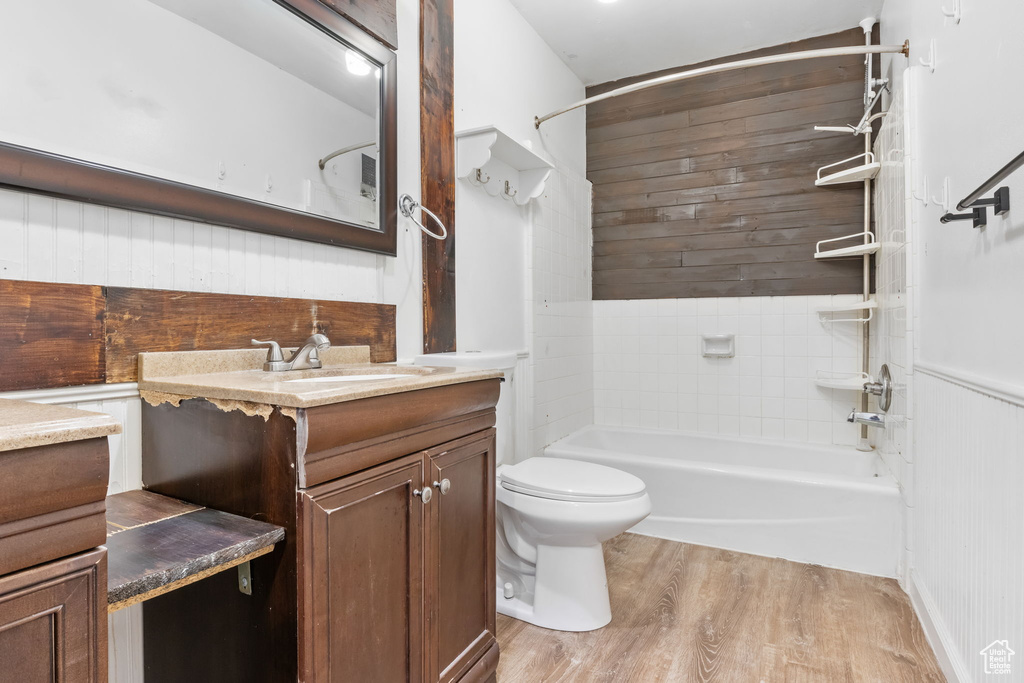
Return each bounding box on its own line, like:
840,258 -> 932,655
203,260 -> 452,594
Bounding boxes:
238,561 -> 253,595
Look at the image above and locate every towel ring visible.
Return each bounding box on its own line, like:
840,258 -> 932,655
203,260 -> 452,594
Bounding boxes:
399,194 -> 447,240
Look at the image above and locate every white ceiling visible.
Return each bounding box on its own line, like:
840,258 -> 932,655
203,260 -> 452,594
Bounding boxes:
508,0 -> 885,86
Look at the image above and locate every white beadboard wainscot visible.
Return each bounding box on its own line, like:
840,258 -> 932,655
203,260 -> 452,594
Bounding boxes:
911,368 -> 1024,683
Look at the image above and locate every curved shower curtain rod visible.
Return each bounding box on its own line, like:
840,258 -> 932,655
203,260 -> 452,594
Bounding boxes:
318,140 -> 377,170
535,41 -> 910,128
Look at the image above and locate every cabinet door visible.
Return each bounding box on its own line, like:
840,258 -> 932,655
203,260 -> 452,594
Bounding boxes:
0,548 -> 106,683
299,454 -> 426,683
427,431 -> 497,683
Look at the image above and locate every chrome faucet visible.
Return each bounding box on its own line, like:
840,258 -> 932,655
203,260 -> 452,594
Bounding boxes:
847,410 -> 885,428
252,334 -> 331,372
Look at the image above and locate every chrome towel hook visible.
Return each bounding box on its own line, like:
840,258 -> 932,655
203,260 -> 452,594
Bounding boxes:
399,194 -> 448,240
501,180 -> 518,201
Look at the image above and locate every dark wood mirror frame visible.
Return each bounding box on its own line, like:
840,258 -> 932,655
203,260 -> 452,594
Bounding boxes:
0,0 -> 398,256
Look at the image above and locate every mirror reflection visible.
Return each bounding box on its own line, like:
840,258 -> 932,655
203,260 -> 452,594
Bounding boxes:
0,0 -> 383,230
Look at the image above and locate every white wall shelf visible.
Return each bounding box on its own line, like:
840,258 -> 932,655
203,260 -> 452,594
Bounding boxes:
456,126 -> 554,206
815,242 -> 881,259
816,298 -> 877,323
815,152 -> 881,187
815,371 -> 873,391
815,231 -> 880,259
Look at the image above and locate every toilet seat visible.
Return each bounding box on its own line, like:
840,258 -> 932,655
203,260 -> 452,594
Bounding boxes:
499,458 -> 647,503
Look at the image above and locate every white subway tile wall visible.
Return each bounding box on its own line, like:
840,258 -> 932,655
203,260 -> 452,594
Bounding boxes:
593,294 -> 864,445
871,82 -> 914,578
527,167 -> 594,458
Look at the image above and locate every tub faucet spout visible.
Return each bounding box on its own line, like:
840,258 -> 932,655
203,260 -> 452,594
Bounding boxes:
847,409 -> 884,428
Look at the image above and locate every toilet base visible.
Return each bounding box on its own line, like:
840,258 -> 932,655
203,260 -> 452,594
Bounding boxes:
497,543 -> 611,632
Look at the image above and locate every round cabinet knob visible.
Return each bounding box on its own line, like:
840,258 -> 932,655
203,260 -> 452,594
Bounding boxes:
413,487 -> 432,504
433,479 -> 451,495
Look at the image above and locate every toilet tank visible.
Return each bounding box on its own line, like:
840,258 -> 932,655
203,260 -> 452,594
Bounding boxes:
413,351 -> 519,466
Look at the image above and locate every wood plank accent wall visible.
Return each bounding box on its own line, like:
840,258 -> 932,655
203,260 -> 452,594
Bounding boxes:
103,288 -> 396,383
419,0 -> 457,353
587,29 -> 870,300
0,280 -> 106,391
0,279 -> 396,392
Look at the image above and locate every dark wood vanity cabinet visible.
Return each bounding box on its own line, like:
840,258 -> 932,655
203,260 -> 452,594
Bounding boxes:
0,549 -> 107,683
0,430 -> 111,683
299,454 -> 427,682
299,431 -> 497,683
426,434 -> 497,683
142,379 -> 500,683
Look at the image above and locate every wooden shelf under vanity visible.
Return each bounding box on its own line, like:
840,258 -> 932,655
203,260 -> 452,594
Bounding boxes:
105,490 -> 285,613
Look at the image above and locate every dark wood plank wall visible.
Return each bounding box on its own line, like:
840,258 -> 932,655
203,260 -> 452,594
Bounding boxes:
420,0 -> 457,353
587,29 -> 871,300
103,288 -> 395,382
0,279 -> 396,392
0,280 -> 107,391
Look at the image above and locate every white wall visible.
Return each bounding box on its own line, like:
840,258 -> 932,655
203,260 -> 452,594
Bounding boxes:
452,0 -> 586,354
0,191 -> 385,300
881,1 -> 1024,387
453,0 -> 590,461
877,2 -> 1024,680
453,0 -> 586,177
593,295 -> 864,445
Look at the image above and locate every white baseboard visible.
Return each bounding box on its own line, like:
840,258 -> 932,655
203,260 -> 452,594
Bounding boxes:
908,570 -> 969,683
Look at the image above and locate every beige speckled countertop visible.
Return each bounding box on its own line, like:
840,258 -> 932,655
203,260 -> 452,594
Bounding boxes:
137,346 -> 504,410
0,399 -> 122,453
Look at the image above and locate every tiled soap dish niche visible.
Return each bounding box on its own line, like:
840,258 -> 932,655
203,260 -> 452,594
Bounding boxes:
702,334 -> 735,358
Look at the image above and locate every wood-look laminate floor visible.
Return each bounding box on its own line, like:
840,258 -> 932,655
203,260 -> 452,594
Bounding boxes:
496,533 -> 945,683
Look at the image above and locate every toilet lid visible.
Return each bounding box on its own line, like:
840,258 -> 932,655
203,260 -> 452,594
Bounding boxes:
499,458 -> 646,502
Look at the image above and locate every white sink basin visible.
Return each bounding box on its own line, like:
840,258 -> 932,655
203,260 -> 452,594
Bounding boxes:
283,373 -> 417,384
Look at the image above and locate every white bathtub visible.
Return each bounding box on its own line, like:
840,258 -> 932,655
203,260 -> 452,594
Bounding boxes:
544,425 -> 901,577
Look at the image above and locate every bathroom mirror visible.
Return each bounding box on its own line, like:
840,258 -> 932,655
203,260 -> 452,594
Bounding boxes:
0,0 -> 398,254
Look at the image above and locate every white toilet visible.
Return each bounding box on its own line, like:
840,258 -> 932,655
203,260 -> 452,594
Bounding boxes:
496,457 -> 650,631
414,351 -> 652,632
